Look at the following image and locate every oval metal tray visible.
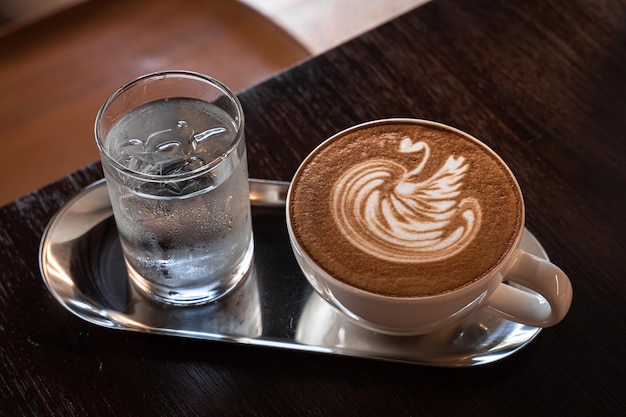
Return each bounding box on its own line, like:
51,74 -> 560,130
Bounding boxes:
39,178 -> 545,367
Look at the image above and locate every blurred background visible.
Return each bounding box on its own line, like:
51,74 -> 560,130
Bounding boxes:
1,0 -> 428,54
0,0 -> 427,206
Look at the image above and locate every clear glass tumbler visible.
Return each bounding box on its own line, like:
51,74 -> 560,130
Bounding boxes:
95,71 -> 254,305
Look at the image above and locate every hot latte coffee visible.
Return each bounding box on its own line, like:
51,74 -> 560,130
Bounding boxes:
288,120 -> 523,297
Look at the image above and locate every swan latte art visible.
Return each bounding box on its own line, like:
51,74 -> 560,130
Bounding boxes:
288,120 -> 523,297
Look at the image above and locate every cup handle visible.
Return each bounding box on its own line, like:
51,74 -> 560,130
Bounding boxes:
483,249 -> 573,327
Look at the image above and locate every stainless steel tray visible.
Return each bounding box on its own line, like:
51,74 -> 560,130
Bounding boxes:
39,178 -> 546,367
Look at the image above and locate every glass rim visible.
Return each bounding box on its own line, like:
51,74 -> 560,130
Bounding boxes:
94,70 -> 245,182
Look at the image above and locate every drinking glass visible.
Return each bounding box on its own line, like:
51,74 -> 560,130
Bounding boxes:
95,71 -> 254,305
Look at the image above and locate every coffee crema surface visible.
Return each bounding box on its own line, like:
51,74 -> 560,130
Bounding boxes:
289,121 -> 523,297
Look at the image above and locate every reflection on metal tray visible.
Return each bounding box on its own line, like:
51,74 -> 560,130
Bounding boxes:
39,178 -> 545,367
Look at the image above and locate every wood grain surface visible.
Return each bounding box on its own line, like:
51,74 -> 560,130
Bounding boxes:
1,0 -> 625,415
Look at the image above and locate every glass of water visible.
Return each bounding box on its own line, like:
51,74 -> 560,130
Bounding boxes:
95,71 -> 254,306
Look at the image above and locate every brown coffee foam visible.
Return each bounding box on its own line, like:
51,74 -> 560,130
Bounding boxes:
289,121 -> 523,297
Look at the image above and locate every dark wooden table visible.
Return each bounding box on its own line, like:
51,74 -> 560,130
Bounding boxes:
1,0 -> 625,415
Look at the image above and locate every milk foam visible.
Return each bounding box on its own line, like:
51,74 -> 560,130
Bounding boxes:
331,138 -> 481,263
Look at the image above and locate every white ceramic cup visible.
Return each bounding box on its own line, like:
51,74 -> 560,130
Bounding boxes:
286,119 -> 573,335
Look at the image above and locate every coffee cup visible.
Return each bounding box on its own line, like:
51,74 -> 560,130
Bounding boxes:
286,119 -> 572,335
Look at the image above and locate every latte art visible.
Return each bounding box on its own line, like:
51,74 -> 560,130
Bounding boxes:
331,138 -> 481,263
288,120 -> 523,297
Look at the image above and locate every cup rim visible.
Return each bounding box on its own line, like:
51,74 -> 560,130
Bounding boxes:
94,70 -> 245,183
286,118 -> 525,301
